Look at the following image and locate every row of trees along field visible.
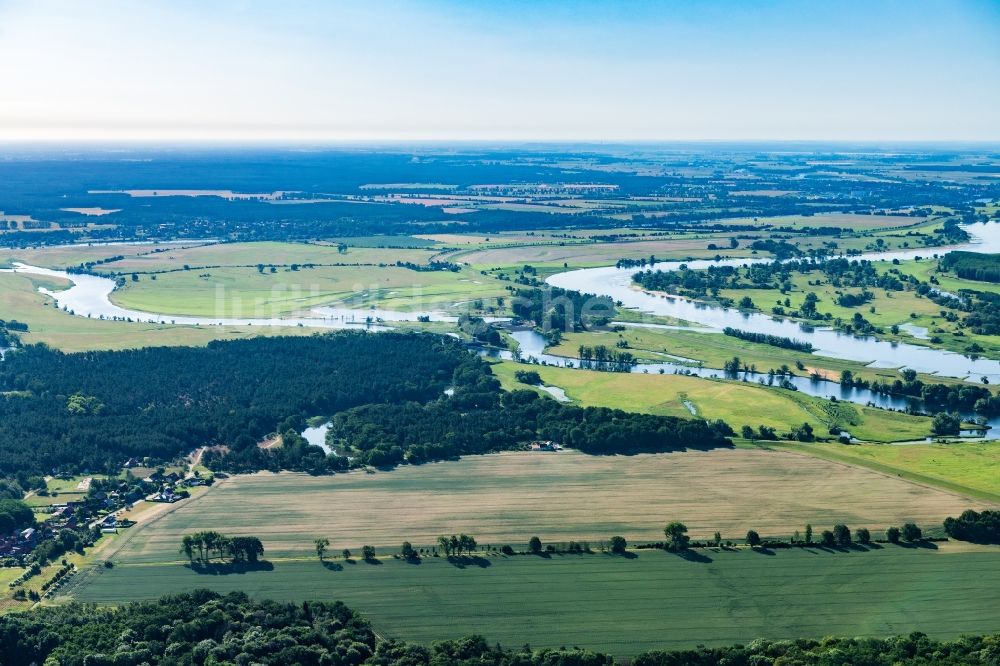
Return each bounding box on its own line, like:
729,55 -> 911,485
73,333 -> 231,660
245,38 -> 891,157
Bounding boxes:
3,589 -> 1000,665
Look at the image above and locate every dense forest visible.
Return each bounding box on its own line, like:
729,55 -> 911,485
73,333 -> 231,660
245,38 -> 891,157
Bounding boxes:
0,333 -> 465,477
257,356 -> 731,469
0,332 -> 729,480
3,589 -> 1000,666
941,251 -> 1000,283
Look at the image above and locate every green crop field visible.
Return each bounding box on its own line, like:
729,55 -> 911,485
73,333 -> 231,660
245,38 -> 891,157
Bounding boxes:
67,542 -> 1000,654
491,361 -> 934,442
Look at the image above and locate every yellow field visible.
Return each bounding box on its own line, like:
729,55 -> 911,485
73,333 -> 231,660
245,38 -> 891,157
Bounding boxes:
105,450 -> 983,565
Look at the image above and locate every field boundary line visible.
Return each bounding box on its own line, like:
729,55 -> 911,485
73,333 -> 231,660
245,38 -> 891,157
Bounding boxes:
762,442 -> 1000,505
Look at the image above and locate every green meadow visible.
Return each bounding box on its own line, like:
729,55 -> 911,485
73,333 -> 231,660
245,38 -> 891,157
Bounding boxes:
68,543 -> 1000,655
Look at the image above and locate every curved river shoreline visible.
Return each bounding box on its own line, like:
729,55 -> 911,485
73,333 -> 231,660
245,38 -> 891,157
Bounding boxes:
548,222 -> 1000,383
3,223 -> 999,438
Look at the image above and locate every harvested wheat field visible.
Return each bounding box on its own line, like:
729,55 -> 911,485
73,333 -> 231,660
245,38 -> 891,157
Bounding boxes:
110,450 -> 985,563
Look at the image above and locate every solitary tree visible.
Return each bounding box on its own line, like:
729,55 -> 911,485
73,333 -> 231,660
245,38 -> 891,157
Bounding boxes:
180,535 -> 195,563
805,524 -> 813,545
401,541 -> 416,560
342,548 -> 352,561
438,536 -> 452,557
361,545 -> 377,562
745,530 -> 761,547
314,538 -> 330,562
663,522 -> 690,552
528,536 -> 543,554
609,536 -> 627,554
833,524 -> 852,547
820,530 -> 836,547
902,523 -> 923,542
886,526 -> 901,544
713,531 -> 722,547
856,527 -> 871,545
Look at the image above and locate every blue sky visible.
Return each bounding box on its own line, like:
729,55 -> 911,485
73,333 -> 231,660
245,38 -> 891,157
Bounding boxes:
0,0 -> 997,141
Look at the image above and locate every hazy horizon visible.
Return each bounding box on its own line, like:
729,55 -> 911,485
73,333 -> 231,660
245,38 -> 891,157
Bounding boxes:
1,0 -> 998,143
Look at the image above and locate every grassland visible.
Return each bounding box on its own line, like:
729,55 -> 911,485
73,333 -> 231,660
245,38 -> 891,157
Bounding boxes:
706,262 -> 1000,357
889,257 -> 1000,296
491,361 -> 934,442
67,533 -> 1000,654
0,271 -> 314,351
548,326 -> 920,386
771,440 -> 1000,503
109,264 -> 509,317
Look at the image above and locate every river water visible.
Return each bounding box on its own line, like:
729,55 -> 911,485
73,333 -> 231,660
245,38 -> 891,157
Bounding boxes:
3,223 -> 999,438
547,222 -> 1000,383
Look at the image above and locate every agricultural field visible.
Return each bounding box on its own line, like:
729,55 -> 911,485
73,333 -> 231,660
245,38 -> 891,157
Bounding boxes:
0,241 -> 212,270
772,440 -> 1000,503
491,361 -> 935,442
93,241 -> 437,273
67,536 -> 1000,654
74,451 -> 979,564
449,236 -> 759,267
705,212 -> 930,231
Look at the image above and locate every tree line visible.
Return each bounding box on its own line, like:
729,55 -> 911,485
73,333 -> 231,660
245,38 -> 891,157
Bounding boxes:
180,532 -> 265,565
722,327 -> 814,352
11,588 -> 1000,666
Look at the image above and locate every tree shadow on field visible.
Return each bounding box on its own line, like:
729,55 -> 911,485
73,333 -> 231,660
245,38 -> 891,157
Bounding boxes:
186,560 -> 274,575
321,561 -> 343,572
897,540 -> 938,550
447,555 -> 492,569
403,556 -> 422,565
748,546 -> 775,556
671,549 -> 713,563
608,551 -> 638,560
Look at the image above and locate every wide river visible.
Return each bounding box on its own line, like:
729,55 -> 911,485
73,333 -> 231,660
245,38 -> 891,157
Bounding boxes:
3,222 -> 999,437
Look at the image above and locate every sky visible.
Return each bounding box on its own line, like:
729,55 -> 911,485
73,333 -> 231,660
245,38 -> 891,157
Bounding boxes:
0,0 -> 998,142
